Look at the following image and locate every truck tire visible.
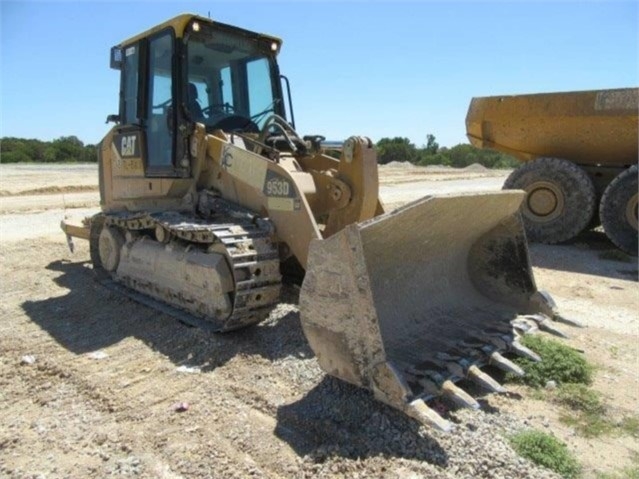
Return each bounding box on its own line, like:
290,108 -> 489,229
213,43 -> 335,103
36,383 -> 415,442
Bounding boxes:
503,158 -> 596,243
600,165 -> 638,255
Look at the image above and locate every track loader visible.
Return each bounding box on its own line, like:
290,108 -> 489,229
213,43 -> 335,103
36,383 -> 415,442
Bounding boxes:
62,14 -> 572,431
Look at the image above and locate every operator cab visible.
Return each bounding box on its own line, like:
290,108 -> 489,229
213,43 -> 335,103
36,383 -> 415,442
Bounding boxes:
109,14 -> 287,177
185,21 -> 284,133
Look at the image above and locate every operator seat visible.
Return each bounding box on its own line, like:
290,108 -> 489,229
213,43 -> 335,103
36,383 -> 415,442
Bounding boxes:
187,82 -> 204,120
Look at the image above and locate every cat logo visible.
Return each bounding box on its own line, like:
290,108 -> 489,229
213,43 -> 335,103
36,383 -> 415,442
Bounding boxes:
121,135 -> 137,157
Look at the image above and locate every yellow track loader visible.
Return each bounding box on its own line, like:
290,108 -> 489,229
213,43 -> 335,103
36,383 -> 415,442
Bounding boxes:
62,14 -> 571,431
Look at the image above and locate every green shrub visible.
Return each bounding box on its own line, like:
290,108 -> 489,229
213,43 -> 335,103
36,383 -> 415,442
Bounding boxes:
555,384 -> 604,414
561,412 -> 612,437
509,429 -> 580,478
554,385 -> 639,438
619,416 -> 639,437
554,384 -> 610,437
596,455 -> 639,479
509,335 -> 594,387
596,468 -> 639,479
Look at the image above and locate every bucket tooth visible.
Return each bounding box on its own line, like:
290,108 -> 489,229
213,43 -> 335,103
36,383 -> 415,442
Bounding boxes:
489,351 -> 525,377
526,314 -> 569,338
512,318 -> 537,334
446,343 -> 483,363
481,332 -> 509,350
530,290 -> 560,317
404,399 -> 454,433
553,313 -> 585,328
467,365 -> 507,393
443,359 -> 467,379
529,290 -> 583,327
525,314 -> 547,323
416,377 -> 442,397
510,340 -> 542,362
538,321 -> 569,338
441,380 -> 480,410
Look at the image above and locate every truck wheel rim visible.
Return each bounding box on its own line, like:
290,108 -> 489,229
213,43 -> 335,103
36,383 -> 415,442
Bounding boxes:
524,181 -> 564,222
626,192 -> 638,230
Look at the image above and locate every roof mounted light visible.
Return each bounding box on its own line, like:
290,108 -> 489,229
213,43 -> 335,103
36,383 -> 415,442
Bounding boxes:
271,42 -> 278,52
192,22 -> 200,32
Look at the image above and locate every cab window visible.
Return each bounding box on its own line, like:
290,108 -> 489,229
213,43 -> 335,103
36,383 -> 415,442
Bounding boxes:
146,32 -> 174,168
122,44 -> 140,124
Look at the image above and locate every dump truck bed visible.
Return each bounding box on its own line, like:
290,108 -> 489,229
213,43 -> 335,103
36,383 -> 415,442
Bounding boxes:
466,88 -> 639,166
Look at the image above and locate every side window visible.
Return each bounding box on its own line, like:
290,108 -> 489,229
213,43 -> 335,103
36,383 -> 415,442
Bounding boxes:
146,32 -> 174,168
220,66 -> 234,108
246,58 -> 274,127
123,44 -> 139,124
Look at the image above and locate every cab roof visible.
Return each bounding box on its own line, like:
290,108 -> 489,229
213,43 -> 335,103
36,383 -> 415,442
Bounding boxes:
118,13 -> 282,49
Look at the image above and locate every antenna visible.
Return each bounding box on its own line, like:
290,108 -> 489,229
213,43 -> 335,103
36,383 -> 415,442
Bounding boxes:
208,11 -> 211,19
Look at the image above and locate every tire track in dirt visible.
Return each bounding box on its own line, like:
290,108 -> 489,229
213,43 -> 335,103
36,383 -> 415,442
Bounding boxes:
8,231 -> 628,478
0,239 -> 315,478
0,238 -> 454,478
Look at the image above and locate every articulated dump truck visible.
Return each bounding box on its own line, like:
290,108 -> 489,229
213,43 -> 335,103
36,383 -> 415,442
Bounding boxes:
62,14 -> 573,432
467,88 -> 638,255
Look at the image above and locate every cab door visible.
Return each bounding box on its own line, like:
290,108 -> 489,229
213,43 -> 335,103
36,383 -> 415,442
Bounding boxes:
106,39 -> 150,203
106,29 -> 188,206
145,30 -> 175,176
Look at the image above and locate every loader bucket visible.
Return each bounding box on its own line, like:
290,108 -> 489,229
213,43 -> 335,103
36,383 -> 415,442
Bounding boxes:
300,191 -> 558,431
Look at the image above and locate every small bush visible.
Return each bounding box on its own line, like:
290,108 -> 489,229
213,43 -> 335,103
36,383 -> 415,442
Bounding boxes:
596,466 -> 639,479
509,335 -> 594,388
555,383 -> 610,436
554,385 -> 639,438
619,416 -> 639,437
594,449 -> 639,478
509,429 -> 580,478
555,384 -> 604,414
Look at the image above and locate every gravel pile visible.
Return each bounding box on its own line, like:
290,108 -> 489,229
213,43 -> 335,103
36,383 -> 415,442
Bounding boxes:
463,163 -> 489,172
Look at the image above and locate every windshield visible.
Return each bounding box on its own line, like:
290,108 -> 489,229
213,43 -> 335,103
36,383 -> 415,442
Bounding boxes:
185,25 -> 283,131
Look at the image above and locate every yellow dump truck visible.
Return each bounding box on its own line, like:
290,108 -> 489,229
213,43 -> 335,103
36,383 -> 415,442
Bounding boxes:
466,88 -> 638,255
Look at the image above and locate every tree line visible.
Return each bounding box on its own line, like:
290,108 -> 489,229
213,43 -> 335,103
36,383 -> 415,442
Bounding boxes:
1,134 -> 518,169
376,134 -> 520,169
0,136 -> 97,163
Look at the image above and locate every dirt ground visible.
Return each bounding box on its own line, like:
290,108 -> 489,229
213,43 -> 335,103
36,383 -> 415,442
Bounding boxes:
0,163 -> 637,479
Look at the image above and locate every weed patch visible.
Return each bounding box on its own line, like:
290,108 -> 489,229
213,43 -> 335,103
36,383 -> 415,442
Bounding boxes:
618,416 -> 639,437
509,429 -> 580,478
508,335 -> 593,387
555,384 -> 604,414
554,384 -> 610,437
550,384 -> 639,438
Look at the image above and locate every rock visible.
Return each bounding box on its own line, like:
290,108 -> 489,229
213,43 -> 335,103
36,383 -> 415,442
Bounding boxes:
176,365 -> 201,374
87,351 -> 109,360
173,401 -> 190,412
20,355 -> 36,365
545,380 -> 557,390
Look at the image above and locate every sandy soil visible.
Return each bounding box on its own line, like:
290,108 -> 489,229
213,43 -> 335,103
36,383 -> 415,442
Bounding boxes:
0,163 -> 637,479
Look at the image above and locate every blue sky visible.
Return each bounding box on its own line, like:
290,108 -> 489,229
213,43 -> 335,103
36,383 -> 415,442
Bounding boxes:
1,1 -> 637,147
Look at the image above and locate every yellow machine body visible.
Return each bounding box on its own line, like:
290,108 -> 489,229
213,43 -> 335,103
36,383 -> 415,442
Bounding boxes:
62,14 -> 569,431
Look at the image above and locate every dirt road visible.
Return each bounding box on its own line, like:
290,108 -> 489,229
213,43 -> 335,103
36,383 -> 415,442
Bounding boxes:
0,163 -> 637,479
